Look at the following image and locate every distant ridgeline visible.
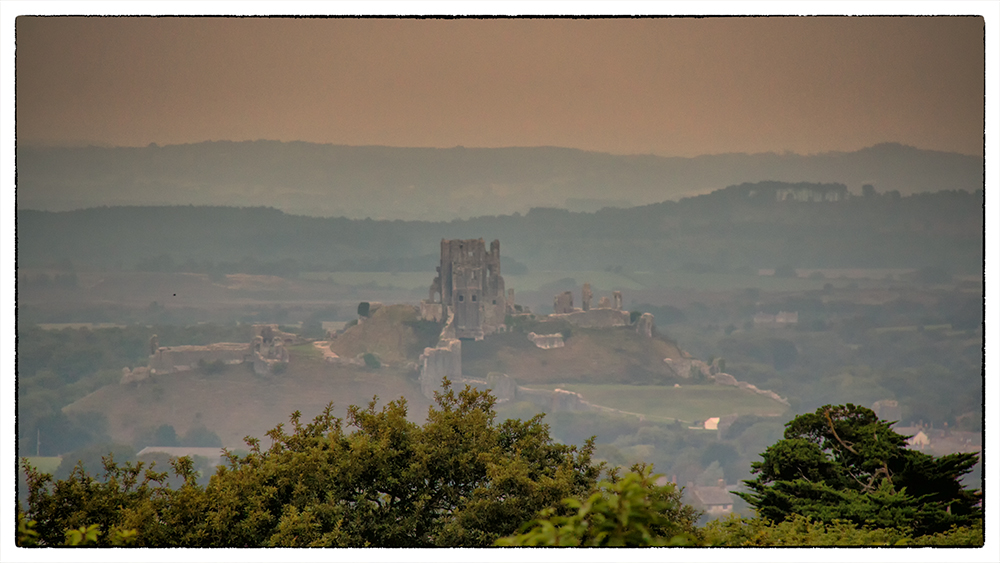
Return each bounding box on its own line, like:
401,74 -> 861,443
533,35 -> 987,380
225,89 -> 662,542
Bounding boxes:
16,182 -> 982,274
16,141 -> 982,220
722,181 -> 849,202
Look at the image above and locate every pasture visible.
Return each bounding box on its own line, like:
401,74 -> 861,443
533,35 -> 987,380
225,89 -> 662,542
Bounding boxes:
524,383 -> 789,424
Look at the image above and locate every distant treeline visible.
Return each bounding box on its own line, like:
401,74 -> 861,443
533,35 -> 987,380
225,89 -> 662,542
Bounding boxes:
17,183 -> 983,274
16,141 -> 983,220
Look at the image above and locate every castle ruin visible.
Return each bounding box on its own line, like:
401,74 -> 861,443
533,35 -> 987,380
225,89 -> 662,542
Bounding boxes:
549,284 -> 631,328
124,324 -> 294,383
424,238 -> 507,340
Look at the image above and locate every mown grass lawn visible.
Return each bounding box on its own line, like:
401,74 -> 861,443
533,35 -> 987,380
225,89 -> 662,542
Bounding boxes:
525,383 -> 788,424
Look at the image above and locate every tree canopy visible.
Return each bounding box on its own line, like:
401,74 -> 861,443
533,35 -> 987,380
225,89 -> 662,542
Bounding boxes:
19,381 -> 603,547
737,404 -> 981,536
18,399 -> 984,548
496,464 -> 701,546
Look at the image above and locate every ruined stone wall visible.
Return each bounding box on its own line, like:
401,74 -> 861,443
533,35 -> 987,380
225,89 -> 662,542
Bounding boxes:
486,372 -> 517,402
527,332 -> 565,349
553,291 -> 574,314
419,338 -> 462,399
252,324 -> 299,345
663,357 -> 790,406
420,301 -> 445,322
662,357 -> 711,381
120,366 -> 150,385
149,343 -> 249,374
549,308 -> 630,328
480,242 -> 506,335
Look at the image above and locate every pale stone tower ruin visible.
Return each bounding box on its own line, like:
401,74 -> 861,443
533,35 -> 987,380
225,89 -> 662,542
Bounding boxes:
426,238 -> 507,339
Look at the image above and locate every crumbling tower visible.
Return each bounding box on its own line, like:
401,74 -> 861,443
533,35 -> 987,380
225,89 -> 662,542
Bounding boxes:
427,238 -> 506,339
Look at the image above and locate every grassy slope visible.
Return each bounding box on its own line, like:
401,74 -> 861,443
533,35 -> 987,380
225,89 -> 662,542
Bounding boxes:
524,383 -> 788,424
462,327 -> 686,385
62,312 -> 780,448
63,348 -> 435,448
328,304 -> 427,364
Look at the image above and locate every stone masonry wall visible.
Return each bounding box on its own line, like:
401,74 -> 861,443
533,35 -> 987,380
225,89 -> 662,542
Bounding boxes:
527,332 -> 565,349
419,338 -> 462,399
549,308 -> 630,328
149,343 -> 249,374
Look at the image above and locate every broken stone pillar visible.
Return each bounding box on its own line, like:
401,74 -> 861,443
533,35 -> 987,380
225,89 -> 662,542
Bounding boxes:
149,334 -> 159,356
582,283 -> 592,311
507,288 -> 515,311
597,296 -> 612,309
613,291 -> 623,310
429,274 -> 442,302
553,290 -> 574,314
636,312 -> 655,338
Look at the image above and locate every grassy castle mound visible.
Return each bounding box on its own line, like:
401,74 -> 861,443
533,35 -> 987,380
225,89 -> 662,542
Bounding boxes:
462,325 -> 687,385
328,304 -> 442,365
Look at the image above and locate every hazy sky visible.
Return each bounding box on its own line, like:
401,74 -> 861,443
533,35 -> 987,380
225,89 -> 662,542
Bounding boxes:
14,15 -> 986,157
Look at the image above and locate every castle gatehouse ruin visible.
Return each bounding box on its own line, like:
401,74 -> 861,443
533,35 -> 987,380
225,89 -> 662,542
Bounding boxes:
424,238 -> 507,340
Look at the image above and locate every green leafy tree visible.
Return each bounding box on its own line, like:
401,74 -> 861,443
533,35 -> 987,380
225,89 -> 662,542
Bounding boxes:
20,454 -> 168,546
702,514 -> 983,547
20,381 -> 603,548
496,465 -> 701,546
738,404 -> 981,537
180,425 -> 223,447
361,352 -> 381,369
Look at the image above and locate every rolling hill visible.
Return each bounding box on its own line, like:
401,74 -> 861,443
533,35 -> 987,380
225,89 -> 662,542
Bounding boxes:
17,141 -> 982,220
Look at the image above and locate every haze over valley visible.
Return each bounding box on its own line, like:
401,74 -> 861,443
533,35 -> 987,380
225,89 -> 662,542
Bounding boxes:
9,13 -> 990,550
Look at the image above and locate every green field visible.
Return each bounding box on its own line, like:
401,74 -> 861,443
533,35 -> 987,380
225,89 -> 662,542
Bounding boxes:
525,384 -> 788,424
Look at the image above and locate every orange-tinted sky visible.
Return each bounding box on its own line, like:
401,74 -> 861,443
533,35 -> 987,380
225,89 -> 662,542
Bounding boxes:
15,16 -> 986,157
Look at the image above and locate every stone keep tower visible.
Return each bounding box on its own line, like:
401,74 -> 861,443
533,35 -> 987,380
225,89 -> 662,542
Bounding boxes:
429,238 -> 506,339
